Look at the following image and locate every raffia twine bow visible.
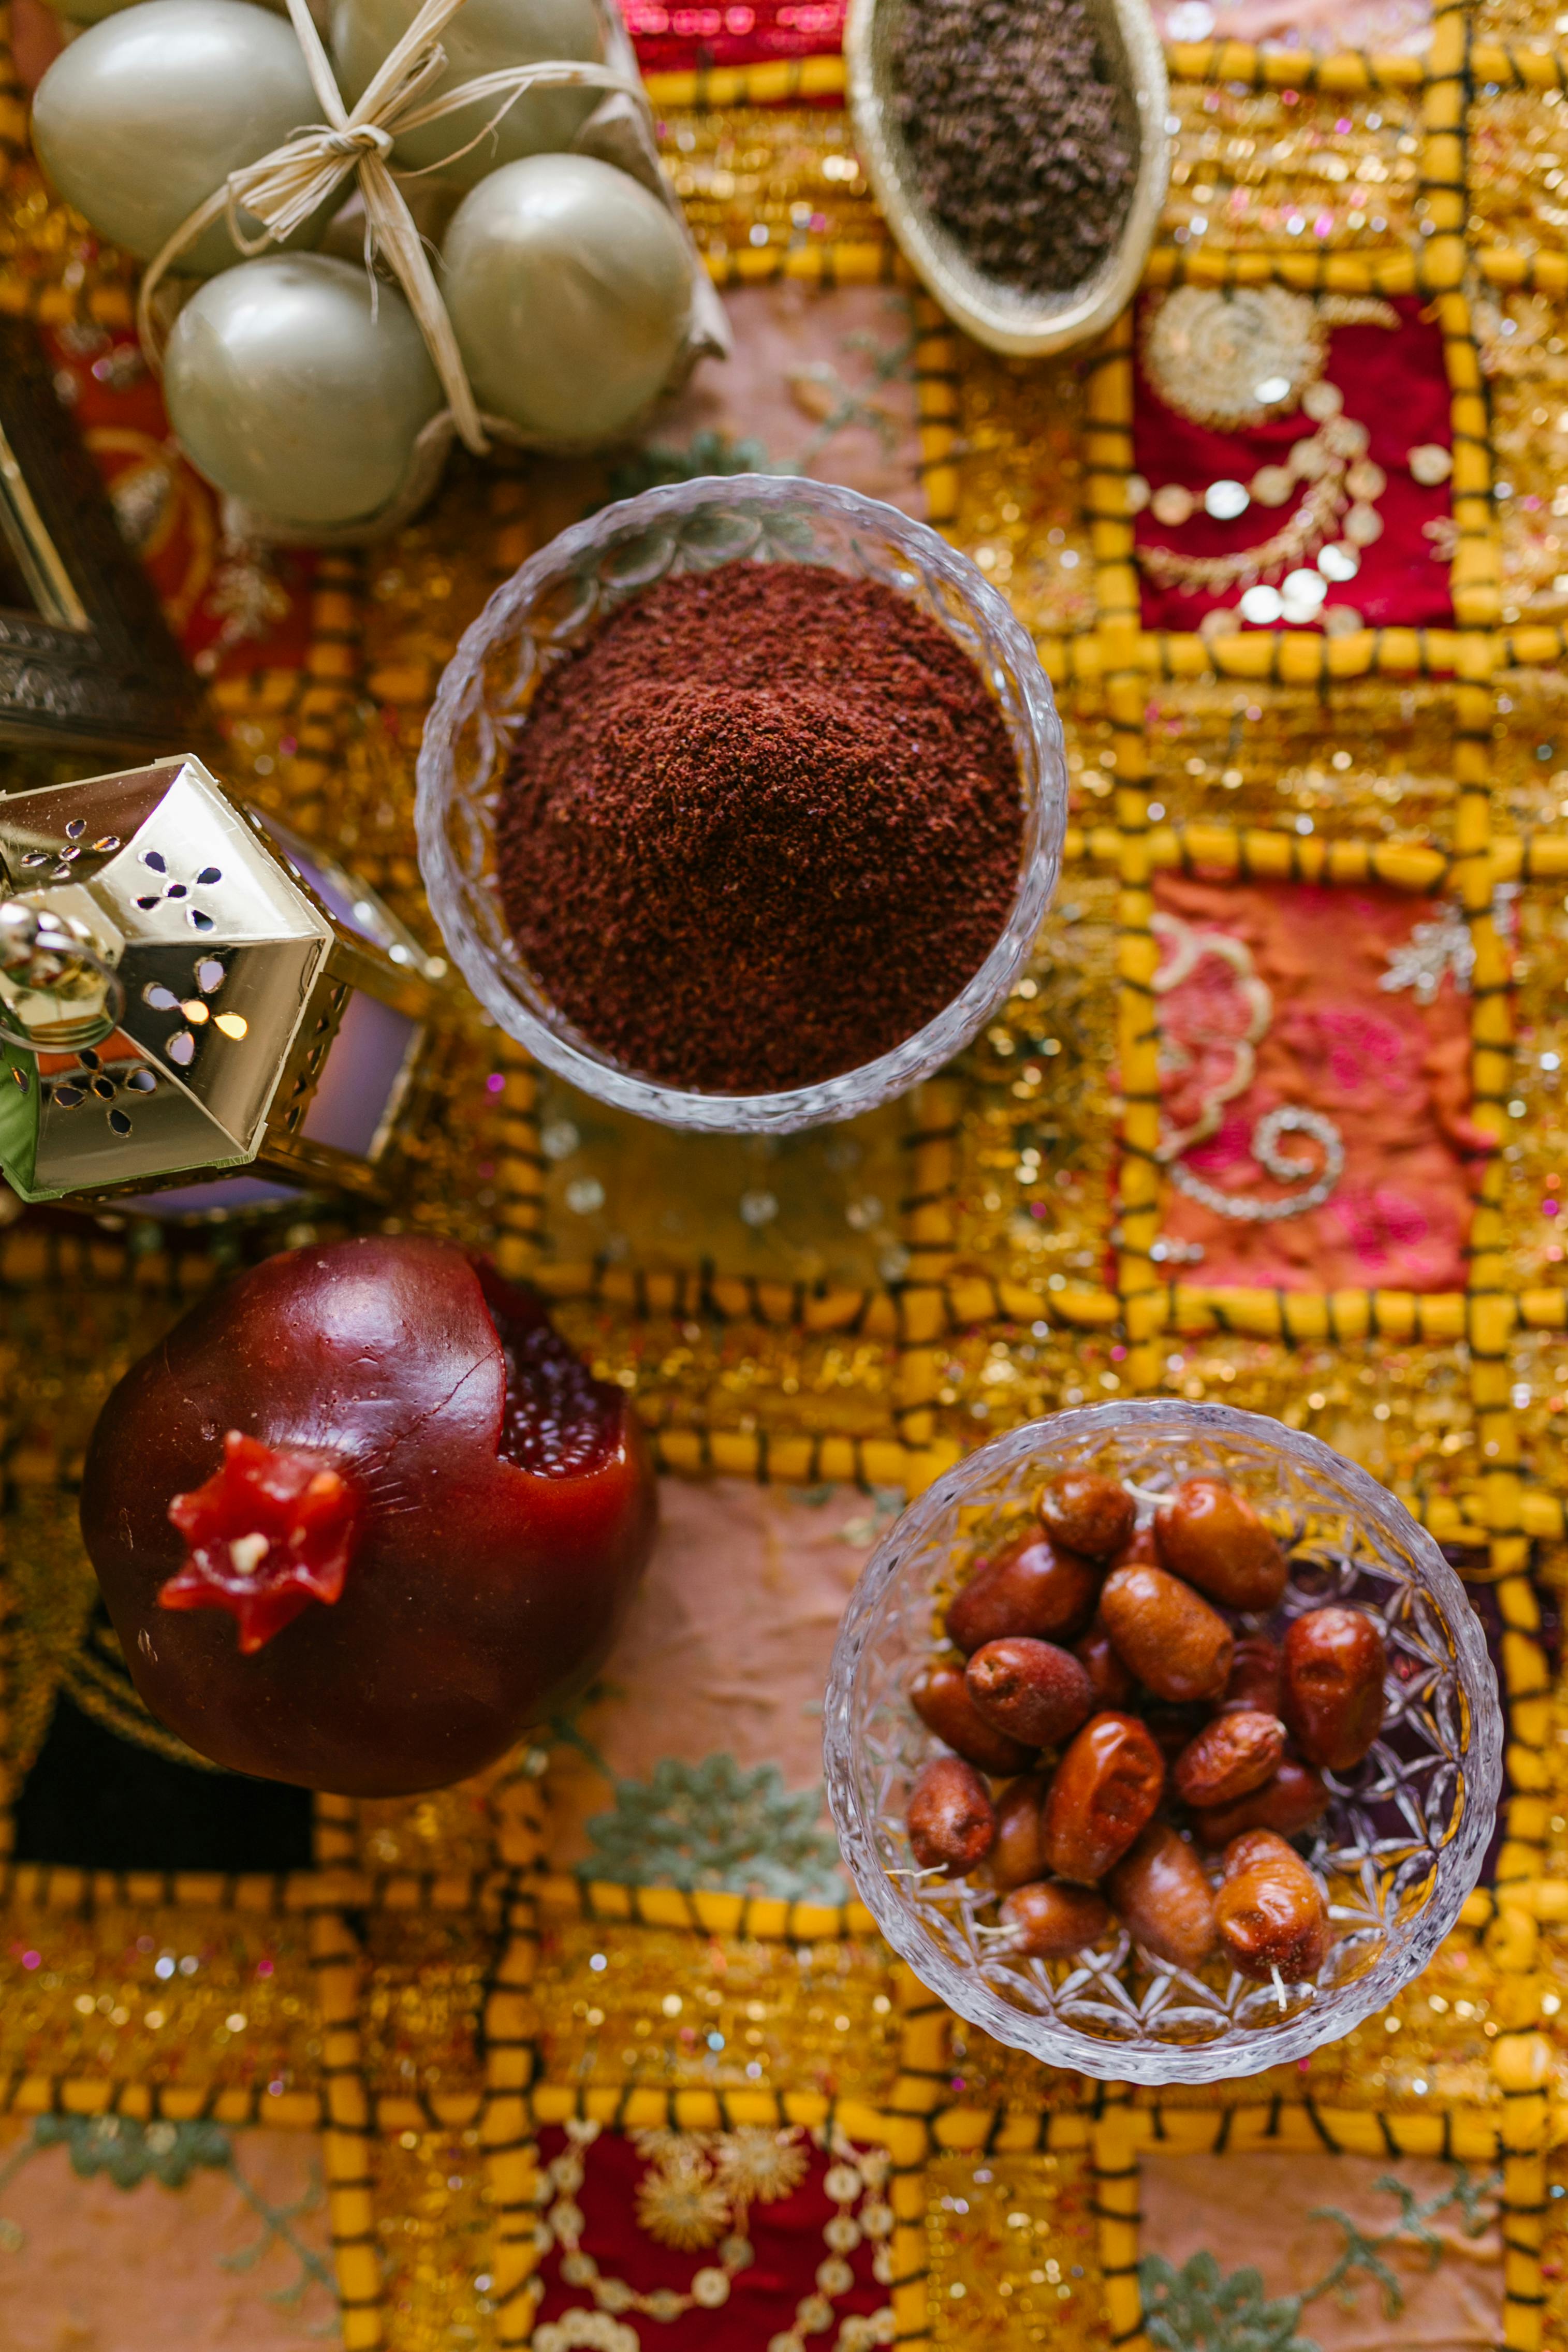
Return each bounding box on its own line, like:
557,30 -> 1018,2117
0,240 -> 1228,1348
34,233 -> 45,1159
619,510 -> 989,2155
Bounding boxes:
135,0 -> 649,456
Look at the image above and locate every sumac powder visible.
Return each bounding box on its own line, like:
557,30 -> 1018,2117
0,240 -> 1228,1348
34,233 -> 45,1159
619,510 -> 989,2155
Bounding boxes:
497,561 -> 1023,1094
892,0 -> 1133,296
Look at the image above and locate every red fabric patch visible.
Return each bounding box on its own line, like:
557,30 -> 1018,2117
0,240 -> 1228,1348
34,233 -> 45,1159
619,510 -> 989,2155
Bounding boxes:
1132,295 -> 1453,634
1150,874 -> 1483,1291
627,0 -> 845,77
532,2128 -> 885,2348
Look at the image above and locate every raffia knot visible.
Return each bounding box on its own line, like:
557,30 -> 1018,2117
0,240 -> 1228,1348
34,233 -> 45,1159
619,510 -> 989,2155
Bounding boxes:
321,121 -> 395,159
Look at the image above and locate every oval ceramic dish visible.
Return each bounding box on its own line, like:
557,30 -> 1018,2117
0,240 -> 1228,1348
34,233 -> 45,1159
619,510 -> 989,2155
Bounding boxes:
845,0 -> 1170,358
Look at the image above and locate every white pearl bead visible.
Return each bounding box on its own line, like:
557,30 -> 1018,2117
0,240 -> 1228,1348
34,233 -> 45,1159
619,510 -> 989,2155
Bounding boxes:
1409,443 -> 1453,487
1301,379 -> 1343,422
1151,484 -> 1194,526
442,155 -> 691,445
1204,479 -> 1250,522
32,0 -> 330,274
164,255 -> 443,527
332,0 -> 606,191
1250,465 -> 1295,509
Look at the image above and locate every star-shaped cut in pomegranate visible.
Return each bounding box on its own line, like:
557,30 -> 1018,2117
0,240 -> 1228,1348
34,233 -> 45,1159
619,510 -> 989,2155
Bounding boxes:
161,1430 -> 365,1654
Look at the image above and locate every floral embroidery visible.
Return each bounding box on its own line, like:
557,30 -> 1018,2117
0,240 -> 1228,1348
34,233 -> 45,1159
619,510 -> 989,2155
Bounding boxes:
1139,2166 -> 1499,2352
1154,913 -> 1344,1221
783,321 -> 915,472
536,2119 -> 893,2349
1283,1002 -> 1419,1101
1169,1104 -> 1345,1223
714,2125 -> 813,2205
1379,901 -> 1475,1004
1327,1184 -> 1437,1274
580,1752 -> 845,1902
1379,886 -> 1523,1005
606,427 -> 768,503
1141,2248 -> 1313,2352
0,2115 -> 335,2324
634,2159 -> 732,2251
34,2113 -> 229,2189
1154,874 -> 1477,1287
628,2121 -> 815,2251
1153,911 -> 1273,1159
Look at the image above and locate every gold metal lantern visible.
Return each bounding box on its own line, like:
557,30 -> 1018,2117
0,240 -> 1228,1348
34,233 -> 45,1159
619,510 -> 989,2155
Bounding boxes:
0,754 -> 448,1216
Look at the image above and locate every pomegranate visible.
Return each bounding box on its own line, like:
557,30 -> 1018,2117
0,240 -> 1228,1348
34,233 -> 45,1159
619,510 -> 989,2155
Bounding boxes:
81,1235 -> 657,1795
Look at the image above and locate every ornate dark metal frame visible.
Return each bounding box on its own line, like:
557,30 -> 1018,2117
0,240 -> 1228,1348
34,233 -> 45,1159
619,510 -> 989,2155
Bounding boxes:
0,318 -> 200,758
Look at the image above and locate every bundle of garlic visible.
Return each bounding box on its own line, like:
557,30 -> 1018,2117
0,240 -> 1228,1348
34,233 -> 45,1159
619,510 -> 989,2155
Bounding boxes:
32,0 -> 729,535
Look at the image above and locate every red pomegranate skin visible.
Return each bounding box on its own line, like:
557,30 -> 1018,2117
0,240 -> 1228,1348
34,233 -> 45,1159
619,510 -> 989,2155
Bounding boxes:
80,1235 -> 657,1796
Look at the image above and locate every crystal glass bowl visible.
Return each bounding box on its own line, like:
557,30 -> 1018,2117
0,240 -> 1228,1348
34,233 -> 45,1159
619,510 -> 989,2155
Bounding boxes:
415,474 -> 1067,1134
823,1401 -> 1502,2085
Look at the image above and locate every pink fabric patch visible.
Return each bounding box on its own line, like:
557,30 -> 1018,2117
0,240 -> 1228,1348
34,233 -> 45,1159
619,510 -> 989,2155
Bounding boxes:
1153,0 -> 1431,50
651,282 -> 924,515
546,1477 -> 877,1868
1153,875 -> 1477,1291
1141,2150 -> 1502,2351
0,2125 -> 334,2351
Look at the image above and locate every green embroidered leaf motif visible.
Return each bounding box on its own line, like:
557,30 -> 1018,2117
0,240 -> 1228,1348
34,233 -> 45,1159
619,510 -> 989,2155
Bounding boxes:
581,1754 -> 845,1901
1138,2252 -> 1320,2352
32,2114 -> 232,2190
1137,2164 -> 1500,2352
606,431 -> 770,503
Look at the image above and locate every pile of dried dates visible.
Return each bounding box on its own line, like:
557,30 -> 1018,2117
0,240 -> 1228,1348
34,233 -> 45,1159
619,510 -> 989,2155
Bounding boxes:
903,1469 -> 1387,1986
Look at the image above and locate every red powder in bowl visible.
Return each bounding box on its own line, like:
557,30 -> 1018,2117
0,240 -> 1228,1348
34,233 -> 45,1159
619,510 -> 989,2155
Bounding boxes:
496,560 -> 1023,1094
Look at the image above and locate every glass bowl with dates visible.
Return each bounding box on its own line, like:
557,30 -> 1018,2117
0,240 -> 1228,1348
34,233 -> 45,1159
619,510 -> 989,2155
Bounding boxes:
823,1400 -> 1501,2083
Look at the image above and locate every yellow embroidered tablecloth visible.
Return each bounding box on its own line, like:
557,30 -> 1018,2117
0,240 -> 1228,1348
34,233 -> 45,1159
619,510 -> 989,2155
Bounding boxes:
4,0 -> 1568,2344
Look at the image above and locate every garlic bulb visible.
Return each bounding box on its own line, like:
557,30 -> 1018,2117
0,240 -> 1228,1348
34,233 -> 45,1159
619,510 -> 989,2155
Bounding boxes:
32,0 -> 331,274
442,154 -> 691,445
164,255 -> 444,527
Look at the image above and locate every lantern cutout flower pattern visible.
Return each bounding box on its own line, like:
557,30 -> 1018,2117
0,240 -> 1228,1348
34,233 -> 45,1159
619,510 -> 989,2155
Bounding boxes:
0,755 -> 446,1211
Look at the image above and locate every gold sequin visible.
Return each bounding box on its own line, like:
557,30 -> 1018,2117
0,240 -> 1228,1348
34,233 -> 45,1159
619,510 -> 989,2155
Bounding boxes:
656,108 -> 887,262
0,1911 -> 316,2093
1470,90 -> 1568,254
1145,679 -> 1463,843
535,1921 -> 900,2101
925,2152 -> 1107,2350
946,346 -> 1093,637
375,2129 -> 495,2352
362,1916 -> 493,2102
1163,82 -> 1421,253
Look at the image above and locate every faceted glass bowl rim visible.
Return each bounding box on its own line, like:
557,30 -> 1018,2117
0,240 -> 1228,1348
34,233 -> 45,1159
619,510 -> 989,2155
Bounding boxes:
414,473 -> 1068,1134
822,1399 -> 1504,2085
